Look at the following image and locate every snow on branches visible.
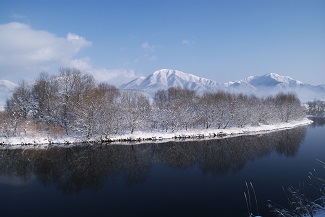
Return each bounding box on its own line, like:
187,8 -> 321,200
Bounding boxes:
0,68 -> 306,138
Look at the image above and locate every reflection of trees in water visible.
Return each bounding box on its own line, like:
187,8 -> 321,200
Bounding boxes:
155,141 -> 200,168
309,117 -> 325,127
0,127 -> 306,193
274,128 -> 306,157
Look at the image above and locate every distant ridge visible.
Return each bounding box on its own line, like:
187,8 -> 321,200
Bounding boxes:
223,73 -> 325,102
120,69 -> 221,96
120,69 -> 325,102
1,71 -> 324,107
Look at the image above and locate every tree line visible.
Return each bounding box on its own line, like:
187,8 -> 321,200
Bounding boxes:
307,100 -> 325,117
0,68 -> 306,139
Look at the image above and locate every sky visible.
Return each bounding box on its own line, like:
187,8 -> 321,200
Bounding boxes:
0,0 -> 324,86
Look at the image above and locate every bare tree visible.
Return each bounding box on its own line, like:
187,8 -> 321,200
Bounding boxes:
5,80 -> 33,136
56,67 -> 96,135
32,72 -> 61,127
307,100 -> 325,117
2,68 -> 308,139
0,110 -> 10,137
275,93 -> 303,122
120,90 -> 151,134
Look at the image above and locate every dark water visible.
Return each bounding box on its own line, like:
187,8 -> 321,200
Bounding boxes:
0,119 -> 324,217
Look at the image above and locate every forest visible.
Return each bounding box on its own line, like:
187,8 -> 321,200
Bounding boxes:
0,68 -> 306,139
307,100 -> 325,117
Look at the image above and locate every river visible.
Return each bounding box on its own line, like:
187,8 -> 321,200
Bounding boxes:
0,118 -> 324,217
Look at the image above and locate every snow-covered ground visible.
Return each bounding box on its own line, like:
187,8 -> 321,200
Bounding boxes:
0,118 -> 312,149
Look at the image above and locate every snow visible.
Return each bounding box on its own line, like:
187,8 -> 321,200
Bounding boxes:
0,118 -> 313,149
2,70 -> 325,108
222,73 -> 325,102
112,118 -> 312,141
227,73 -> 303,89
120,69 -> 220,96
119,69 -> 325,102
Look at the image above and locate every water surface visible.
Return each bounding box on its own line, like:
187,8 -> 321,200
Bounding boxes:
0,119 -> 324,217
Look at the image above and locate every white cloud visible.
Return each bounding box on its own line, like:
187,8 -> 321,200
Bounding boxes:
66,33 -> 91,53
69,58 -> 93,71
10,13 -> 26,19
142,42 -> 150,49
91,68 -> 136,85
0,22 -> 135,86
0,22 -> 91,81
141,42 -> 159,62
69,58 -> 136,86
144,54 -> 158,61
141,41 -> 157,51
148,55 -> 158,61
181,39 -> 190,45
181,38 -> 195,45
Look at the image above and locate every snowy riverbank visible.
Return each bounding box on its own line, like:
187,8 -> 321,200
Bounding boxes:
0,118 -> 313,149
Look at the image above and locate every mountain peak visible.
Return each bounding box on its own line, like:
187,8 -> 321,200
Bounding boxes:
152,69 -> 200,81
153,69 -> 180,75
120,69 -> 220,96
265,73 -> 292,83
243,73 -> 303,87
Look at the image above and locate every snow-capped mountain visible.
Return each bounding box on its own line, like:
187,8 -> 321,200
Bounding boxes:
225,73 -> 325,102
0,80 -> 18,110
1,71 -> 323,107
120,69 -> 221,96
120,70 -> 325,102
229,73 -> 302,87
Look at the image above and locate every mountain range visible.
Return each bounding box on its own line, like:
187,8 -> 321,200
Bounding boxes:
120,69 -> 325,102
1,69 -> 324,109
119,69 -> 222,97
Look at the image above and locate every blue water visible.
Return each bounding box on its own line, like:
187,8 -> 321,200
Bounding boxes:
0,119 -> 324,217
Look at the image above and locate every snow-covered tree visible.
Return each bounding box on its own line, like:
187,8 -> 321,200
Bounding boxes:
56,67 -> 96,135
5,80 -> 33,135
94,83 -> 121,136
119,90 -> 151,134
0,110 -> 10,137
2,69 -> 308,139
274,92 -> 304,122
307,100 -> 325,117
31,73 -> 61,128
154,88 -> 198,132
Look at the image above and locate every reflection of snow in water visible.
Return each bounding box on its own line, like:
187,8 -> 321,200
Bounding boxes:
0,118 -> 313,148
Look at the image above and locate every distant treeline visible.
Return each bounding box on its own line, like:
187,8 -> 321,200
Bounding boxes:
306,100 -> 325,117
0,68 -> 305,138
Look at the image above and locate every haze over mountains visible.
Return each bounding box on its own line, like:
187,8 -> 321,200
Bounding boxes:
120,69 -> 325,102
1,69 -> 324,109
0,80 -> 18,110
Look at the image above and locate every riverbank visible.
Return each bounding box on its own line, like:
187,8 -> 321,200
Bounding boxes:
0,118 -> 313,149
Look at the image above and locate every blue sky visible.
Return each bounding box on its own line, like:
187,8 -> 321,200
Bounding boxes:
0,0 -> 324,85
